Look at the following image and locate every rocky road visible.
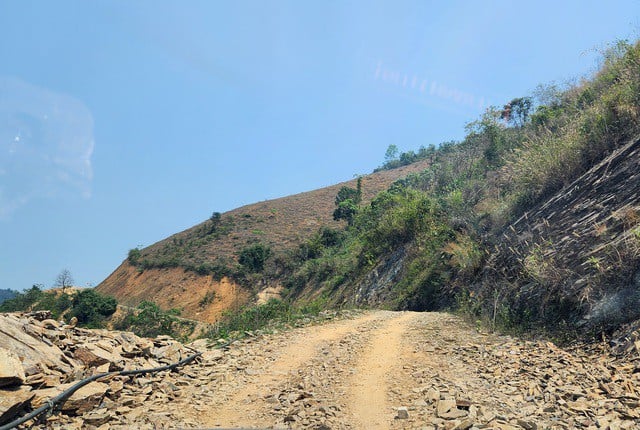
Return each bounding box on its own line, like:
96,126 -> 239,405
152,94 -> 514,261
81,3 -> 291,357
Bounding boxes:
2,310 -> 640,429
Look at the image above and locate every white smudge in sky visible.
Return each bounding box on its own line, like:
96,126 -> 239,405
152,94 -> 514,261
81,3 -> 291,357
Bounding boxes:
0,77 -> 94,218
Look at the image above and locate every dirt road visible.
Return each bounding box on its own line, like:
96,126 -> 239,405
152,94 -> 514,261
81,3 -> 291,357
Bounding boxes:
158,310 -> 639,429
12,309 -> 639,429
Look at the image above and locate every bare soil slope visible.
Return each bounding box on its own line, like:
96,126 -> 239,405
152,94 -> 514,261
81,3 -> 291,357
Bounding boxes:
96,264 -> 248,323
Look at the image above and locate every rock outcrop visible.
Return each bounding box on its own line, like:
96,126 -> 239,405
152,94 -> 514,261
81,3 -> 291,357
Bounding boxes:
480,136 -> 640,329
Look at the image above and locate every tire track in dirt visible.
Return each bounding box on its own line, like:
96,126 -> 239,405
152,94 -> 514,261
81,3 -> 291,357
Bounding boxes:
198,312 -> 381,428
347,311 -> 418,430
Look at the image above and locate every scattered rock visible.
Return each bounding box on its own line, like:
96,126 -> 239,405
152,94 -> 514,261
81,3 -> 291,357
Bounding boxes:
74,346 -> 110,367
0,348 -> 26,387
395,406 -> 409,419
437,398 -> 468,419
82,409 -> 111,426
2,310 -> 640,429
450,418 -> 474,430
0,312 -> 199,428
0,386 -> 33,425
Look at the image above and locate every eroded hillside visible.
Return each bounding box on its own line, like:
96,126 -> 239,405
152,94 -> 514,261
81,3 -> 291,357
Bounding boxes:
98,41 -> 640,338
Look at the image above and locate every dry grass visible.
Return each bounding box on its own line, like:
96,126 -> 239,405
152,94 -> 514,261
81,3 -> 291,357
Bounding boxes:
142,160 -> 431,265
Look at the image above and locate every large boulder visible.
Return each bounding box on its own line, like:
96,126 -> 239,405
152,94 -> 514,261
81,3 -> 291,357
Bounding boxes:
0,314 -> 80,374
32,381 -> 109,414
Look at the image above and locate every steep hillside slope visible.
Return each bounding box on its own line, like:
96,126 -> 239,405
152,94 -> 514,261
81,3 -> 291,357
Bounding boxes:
99,41 -> 640,338
272,41 -> 640,337
307,136 -> 640,335
97,161 -> 430,321
477,135 -> 640,331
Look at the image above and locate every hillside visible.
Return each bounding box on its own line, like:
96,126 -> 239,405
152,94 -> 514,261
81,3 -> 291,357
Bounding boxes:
480,135 -> 640,332
252,40 -> 640,338
98,40 -> 640,339
97,161 -> 431,321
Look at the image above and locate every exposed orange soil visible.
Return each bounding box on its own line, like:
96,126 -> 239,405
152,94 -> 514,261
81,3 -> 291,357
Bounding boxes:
97,264 -> 248,322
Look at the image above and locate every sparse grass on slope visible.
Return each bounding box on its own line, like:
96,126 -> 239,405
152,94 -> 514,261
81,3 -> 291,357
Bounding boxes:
102,161 -> 431,289
101,40 -> 640,341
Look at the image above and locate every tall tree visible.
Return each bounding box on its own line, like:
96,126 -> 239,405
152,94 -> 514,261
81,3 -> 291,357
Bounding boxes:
502,97 -> 533,127
333,177 -> 363,225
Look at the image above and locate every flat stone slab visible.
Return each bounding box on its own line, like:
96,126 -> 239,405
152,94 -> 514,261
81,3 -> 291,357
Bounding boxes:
0,348 -> 25,387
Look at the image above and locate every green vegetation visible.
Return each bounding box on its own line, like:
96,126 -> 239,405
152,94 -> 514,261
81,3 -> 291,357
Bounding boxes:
128,247 -> 142,265
375,143 -> 437,171
114,301 -> 195,341
199,290 -> 216,307
126,212 -> 238,278
275,40 -> 640,337
70,289 -> 117,328
207,298 -> 328,339
110,40 -> 640,340
0,285 -> 49,313
0,286 -> 117,327
207,211 -> 222,234
238,244 -> 272,273
333,177 -> 363,225
0,286 -> 194,340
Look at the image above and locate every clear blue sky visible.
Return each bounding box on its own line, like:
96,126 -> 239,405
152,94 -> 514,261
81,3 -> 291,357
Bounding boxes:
1,1 -> 638,290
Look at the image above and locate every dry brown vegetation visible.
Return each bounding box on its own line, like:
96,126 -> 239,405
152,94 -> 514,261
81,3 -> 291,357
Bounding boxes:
150,160 -> 429,261
98,41 -> 640,338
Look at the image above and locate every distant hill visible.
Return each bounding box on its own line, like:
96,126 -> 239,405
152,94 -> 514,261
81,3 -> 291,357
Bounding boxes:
0,288 -> 17,304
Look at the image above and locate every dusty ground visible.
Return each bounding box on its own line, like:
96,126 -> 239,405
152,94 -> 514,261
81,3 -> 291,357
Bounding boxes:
143,310 -> 637,430
29,310 -> 639,429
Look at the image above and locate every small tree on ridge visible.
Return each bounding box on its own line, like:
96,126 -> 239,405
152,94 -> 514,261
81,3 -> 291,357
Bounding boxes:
55,269 -> 74,292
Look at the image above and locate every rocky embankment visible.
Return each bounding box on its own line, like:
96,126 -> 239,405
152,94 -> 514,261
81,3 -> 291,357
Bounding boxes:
1,310 -> 640,429
482,136 -> 640,328
0,311 -> 205,429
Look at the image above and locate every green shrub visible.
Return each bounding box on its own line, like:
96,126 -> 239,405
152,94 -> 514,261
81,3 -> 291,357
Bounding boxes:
0,285 -> 44,312
70,289 -> 117,328
199,291 -> 216,307
209,298 -> 326,339
128,248 -> 142,265
238,244 -> 271,272
1,287 -> 117,328
114,301 -> 195,340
